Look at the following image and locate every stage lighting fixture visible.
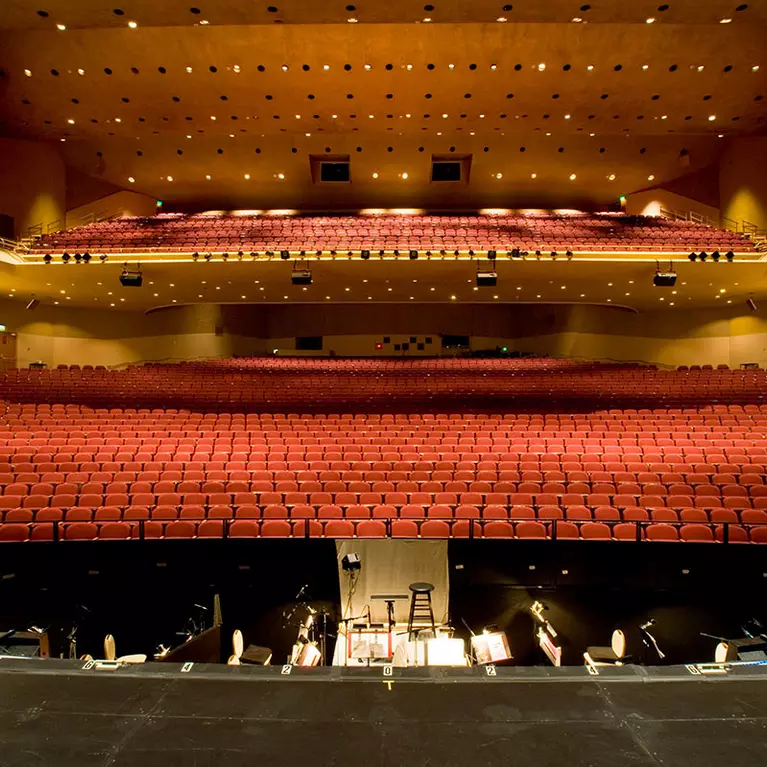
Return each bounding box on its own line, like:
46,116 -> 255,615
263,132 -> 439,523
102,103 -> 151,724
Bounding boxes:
688,252 -> 697,261
43,254 -> 52,264
330,249 -> 337,255
378,250 -> 385,256
550,251 -> 557,259
361,249 -> 370,260
82,252 -> 91,263
265,250 -> 274,256
726,251 -> 734,262
61,253 -> 71,263
711,251 -> 720,262
440,249 -> 447,256
410,250 -> 419,260
74,253 -> 82,263
341,553 -> 361,572
250,252 -> 257,258
238,250 -> 244,258
393,249 -> 400,256
453,250 -> 460,256
192,252 -> 199,261
119,267 -> 143,287
204,253 -> 212,261
222,252 -> 229,260
469,249 -> 475,256
300,250 -> 306,256
25,298 -> 40,311
316,250 -> 323,257
566,250 -> 573,260
699,252 -> 708,261
510,248 -> 520,258
280,250 -> 290,259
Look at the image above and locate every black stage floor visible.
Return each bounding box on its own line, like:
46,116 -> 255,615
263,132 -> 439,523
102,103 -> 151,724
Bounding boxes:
1,659 -> 767,766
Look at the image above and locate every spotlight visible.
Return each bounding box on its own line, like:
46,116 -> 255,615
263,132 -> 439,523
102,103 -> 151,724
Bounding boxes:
550,251 -> 557,259
409,250 -> 419,260
566,250 -> 573,260
265,250 -> 274,257
378,250 -> 385,256
341,553 -> 361,572
99,254 -> 108,262
425,250 -> 432,257
192,252 -> 199,261
453,250 -> 460,256
315,250 -> 323,256
699,252 -> 708,261
688,252 -> 697,261
61,253 -> 71,263
393,249 -> 400,256
222,252 -> 229,260
330,250 -> 337,256
280,250 -> 290,259
82,252 -> 91,263
726,251 -> 734,262
43,254 -> 52,264
204,253 -> 212,261
361,249 -> 370,260
238,250 -> 244,258
711,251 -> 720,262
299,250 -> 306,256
469,249 -> 475,256
74,253 -> 82,263
250,252 -> 258,258
440,249 -> 447,256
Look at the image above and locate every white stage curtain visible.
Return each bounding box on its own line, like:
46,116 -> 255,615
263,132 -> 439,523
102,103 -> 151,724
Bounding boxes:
336,540 -> 449,626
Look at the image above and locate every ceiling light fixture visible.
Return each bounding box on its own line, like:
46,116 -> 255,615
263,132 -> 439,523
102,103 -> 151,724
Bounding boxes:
128,20 -> 138,28
56,23 -> 66,31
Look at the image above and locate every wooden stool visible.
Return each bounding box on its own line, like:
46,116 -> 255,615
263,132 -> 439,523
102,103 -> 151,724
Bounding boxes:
407,582 -> 436,638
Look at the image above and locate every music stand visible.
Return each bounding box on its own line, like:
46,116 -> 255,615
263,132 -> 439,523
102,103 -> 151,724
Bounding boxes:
371,594 -> 409,632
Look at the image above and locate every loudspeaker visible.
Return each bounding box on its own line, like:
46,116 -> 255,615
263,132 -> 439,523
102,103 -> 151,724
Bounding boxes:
653,272 -> 677,287
25,298 -> 39,311
747,298 -> 757,312
119,272 -> 143,287
291,270 -> 312,285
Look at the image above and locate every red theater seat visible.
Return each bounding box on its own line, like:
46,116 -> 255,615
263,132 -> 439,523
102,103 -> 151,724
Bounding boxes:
581,522 -> 612,540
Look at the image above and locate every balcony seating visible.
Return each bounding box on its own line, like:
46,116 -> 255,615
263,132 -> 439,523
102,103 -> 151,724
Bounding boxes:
27,212 -> 756,256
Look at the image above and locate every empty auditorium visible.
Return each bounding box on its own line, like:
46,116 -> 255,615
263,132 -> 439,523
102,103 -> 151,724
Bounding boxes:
1,2 -> 767,765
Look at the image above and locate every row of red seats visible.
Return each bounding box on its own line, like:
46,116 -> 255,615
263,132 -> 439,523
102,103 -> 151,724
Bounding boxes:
3,504 -> 765,525
0,519 -> 764,543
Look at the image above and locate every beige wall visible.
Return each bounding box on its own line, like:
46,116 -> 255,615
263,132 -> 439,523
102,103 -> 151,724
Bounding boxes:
65,190 -> 158,231
719,137 -> 767,231
0,139 -> 66,238
625,189 -> 720,226
1,300 -> 766,370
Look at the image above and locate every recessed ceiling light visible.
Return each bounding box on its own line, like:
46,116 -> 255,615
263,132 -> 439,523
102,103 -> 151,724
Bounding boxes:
167,176 -> 173,181
495,173 -> 503,179
128,176 -> 135,183
406,64 -> 413,70
401,172 -> 409,179
537,63 -> 546,71
564,114 -> 571,120
67,118 -> 75,124
281,64 -> 289,71
277,173 -> 285,179
372,172 -> 379,178
244,174 -> 250,180
753,65 -> 760,72
497,17 -> 507,22
450,295 -> 456,300
648,174 -> 655,180
709,115 -> 716,121
646,17 -> 655,23
323,65 -> 330,70
199,19 -> 209,24
77,68 -> 85,75
572,17 -> 582,22
531,173 -> 537,179
720,17 -> 732,23
587,65 -> 594,71
608,174 -> 616,180
186,66 -> 193,73
347,17 -> 358,22
569,173 -> 577,180
364,64 -> 372,70
448,63 -> 455,69
127,20 -> 137,28
56,23 -> 66,31
24,69 -> 32,77
423,17 -> 431,22
642,64 -> 649,70
206,174 -> 211,180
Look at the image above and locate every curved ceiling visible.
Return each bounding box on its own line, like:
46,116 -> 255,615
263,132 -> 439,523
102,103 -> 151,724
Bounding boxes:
3,257 -> 766,313
1,1 -> 765,210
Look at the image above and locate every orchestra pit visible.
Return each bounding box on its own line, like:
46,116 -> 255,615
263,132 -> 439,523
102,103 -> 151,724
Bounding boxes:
2,2 -> 767,765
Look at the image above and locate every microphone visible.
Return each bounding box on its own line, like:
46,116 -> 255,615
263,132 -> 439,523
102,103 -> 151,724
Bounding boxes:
640,620 -> 656,630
